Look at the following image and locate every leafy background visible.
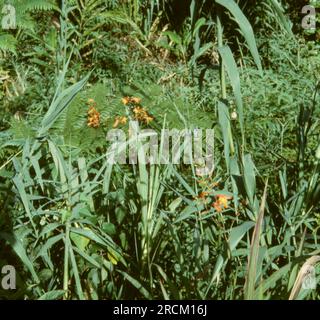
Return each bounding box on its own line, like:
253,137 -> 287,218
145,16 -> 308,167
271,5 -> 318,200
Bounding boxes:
0,0 -> 320,300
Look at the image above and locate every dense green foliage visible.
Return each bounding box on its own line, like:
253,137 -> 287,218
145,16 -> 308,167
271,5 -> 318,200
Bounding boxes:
0,0 -> 320,300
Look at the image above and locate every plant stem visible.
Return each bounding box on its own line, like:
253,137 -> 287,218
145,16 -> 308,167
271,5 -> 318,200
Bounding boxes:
217,15 -> 227,100
217,13 -> 235,156
63,221 -> 70,300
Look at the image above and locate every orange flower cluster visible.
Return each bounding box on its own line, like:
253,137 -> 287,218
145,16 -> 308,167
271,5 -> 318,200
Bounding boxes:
121,96 -> 141,105
113,116 -> 128,128
197,191 -> 209,200
194,191 -> 211,206
212,194 -> 232,213
133,106 -> 154,124
87,99 -> 100,128
194,177 -> 232,213
121,96 -> 153,125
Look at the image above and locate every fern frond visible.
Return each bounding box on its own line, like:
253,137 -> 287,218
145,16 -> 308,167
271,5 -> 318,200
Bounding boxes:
0,34 -> 17,53
18,0 -> 58,12
0,0 -> 57,51
8,118 -> 35,140
52,83 -> 112,153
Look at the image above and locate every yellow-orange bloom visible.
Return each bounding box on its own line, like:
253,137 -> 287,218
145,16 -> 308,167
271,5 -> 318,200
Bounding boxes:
113,116 -> 127,128
132,106 -> 153,124
122,97 -> 130,105
87,106 -> 100,128
133,106 -> 146,120
145,115 -> 154,124
197,191 -> 209,200
131,97 -> 141,104
212,194 -> 232,212
121,96 -> 142,105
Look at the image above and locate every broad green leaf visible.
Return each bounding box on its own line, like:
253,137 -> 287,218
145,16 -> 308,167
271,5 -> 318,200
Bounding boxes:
217,45 -> 244,132
72,246 -> 101,269
192,17 -> 206,38
102,223 -> 116,235
163,31 -> 182,46
13,175 -> 36,231
216,0 -> 263,74
243,154 -> 256,208
218,100 -> 231,168
229,221 -> 255,252
174,203 -> 203,224
244,181 -> 268,300
70,228 -> 91,251
205,254 -> 224,298
38,290 -> 65,300
68,239 -> 85,300
255,263 -> 292,297
40,74 -> 90,135
0,232 -> 39,283
117,270 -> 152,299
267,0 -> 293,36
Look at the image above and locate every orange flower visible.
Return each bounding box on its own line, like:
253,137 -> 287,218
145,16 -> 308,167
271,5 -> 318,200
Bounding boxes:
145,115 -> 154,124
194,191 -> 213,206
198,191 -> 209,199
131,96 -> 141,104
87,106 -> 100,128
133,106 -> 153,124
133,106 -> 143,114
113,116 -> 127,128
212,194 -> 232,212
87,98 -> 95,105
121,96 -> 142,105
122,97 -> 131,105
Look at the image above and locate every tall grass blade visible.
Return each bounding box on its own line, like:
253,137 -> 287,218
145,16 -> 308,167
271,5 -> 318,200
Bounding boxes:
216,0 -> 263,75
244,180 -> 268,300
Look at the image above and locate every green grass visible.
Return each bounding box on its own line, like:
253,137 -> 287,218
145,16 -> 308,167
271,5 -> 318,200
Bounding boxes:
0,0 -> 320,300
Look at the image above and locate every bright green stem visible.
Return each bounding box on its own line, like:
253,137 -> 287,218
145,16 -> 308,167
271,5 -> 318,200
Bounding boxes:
63,222 -> 70,300
217,16 -> 227,100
